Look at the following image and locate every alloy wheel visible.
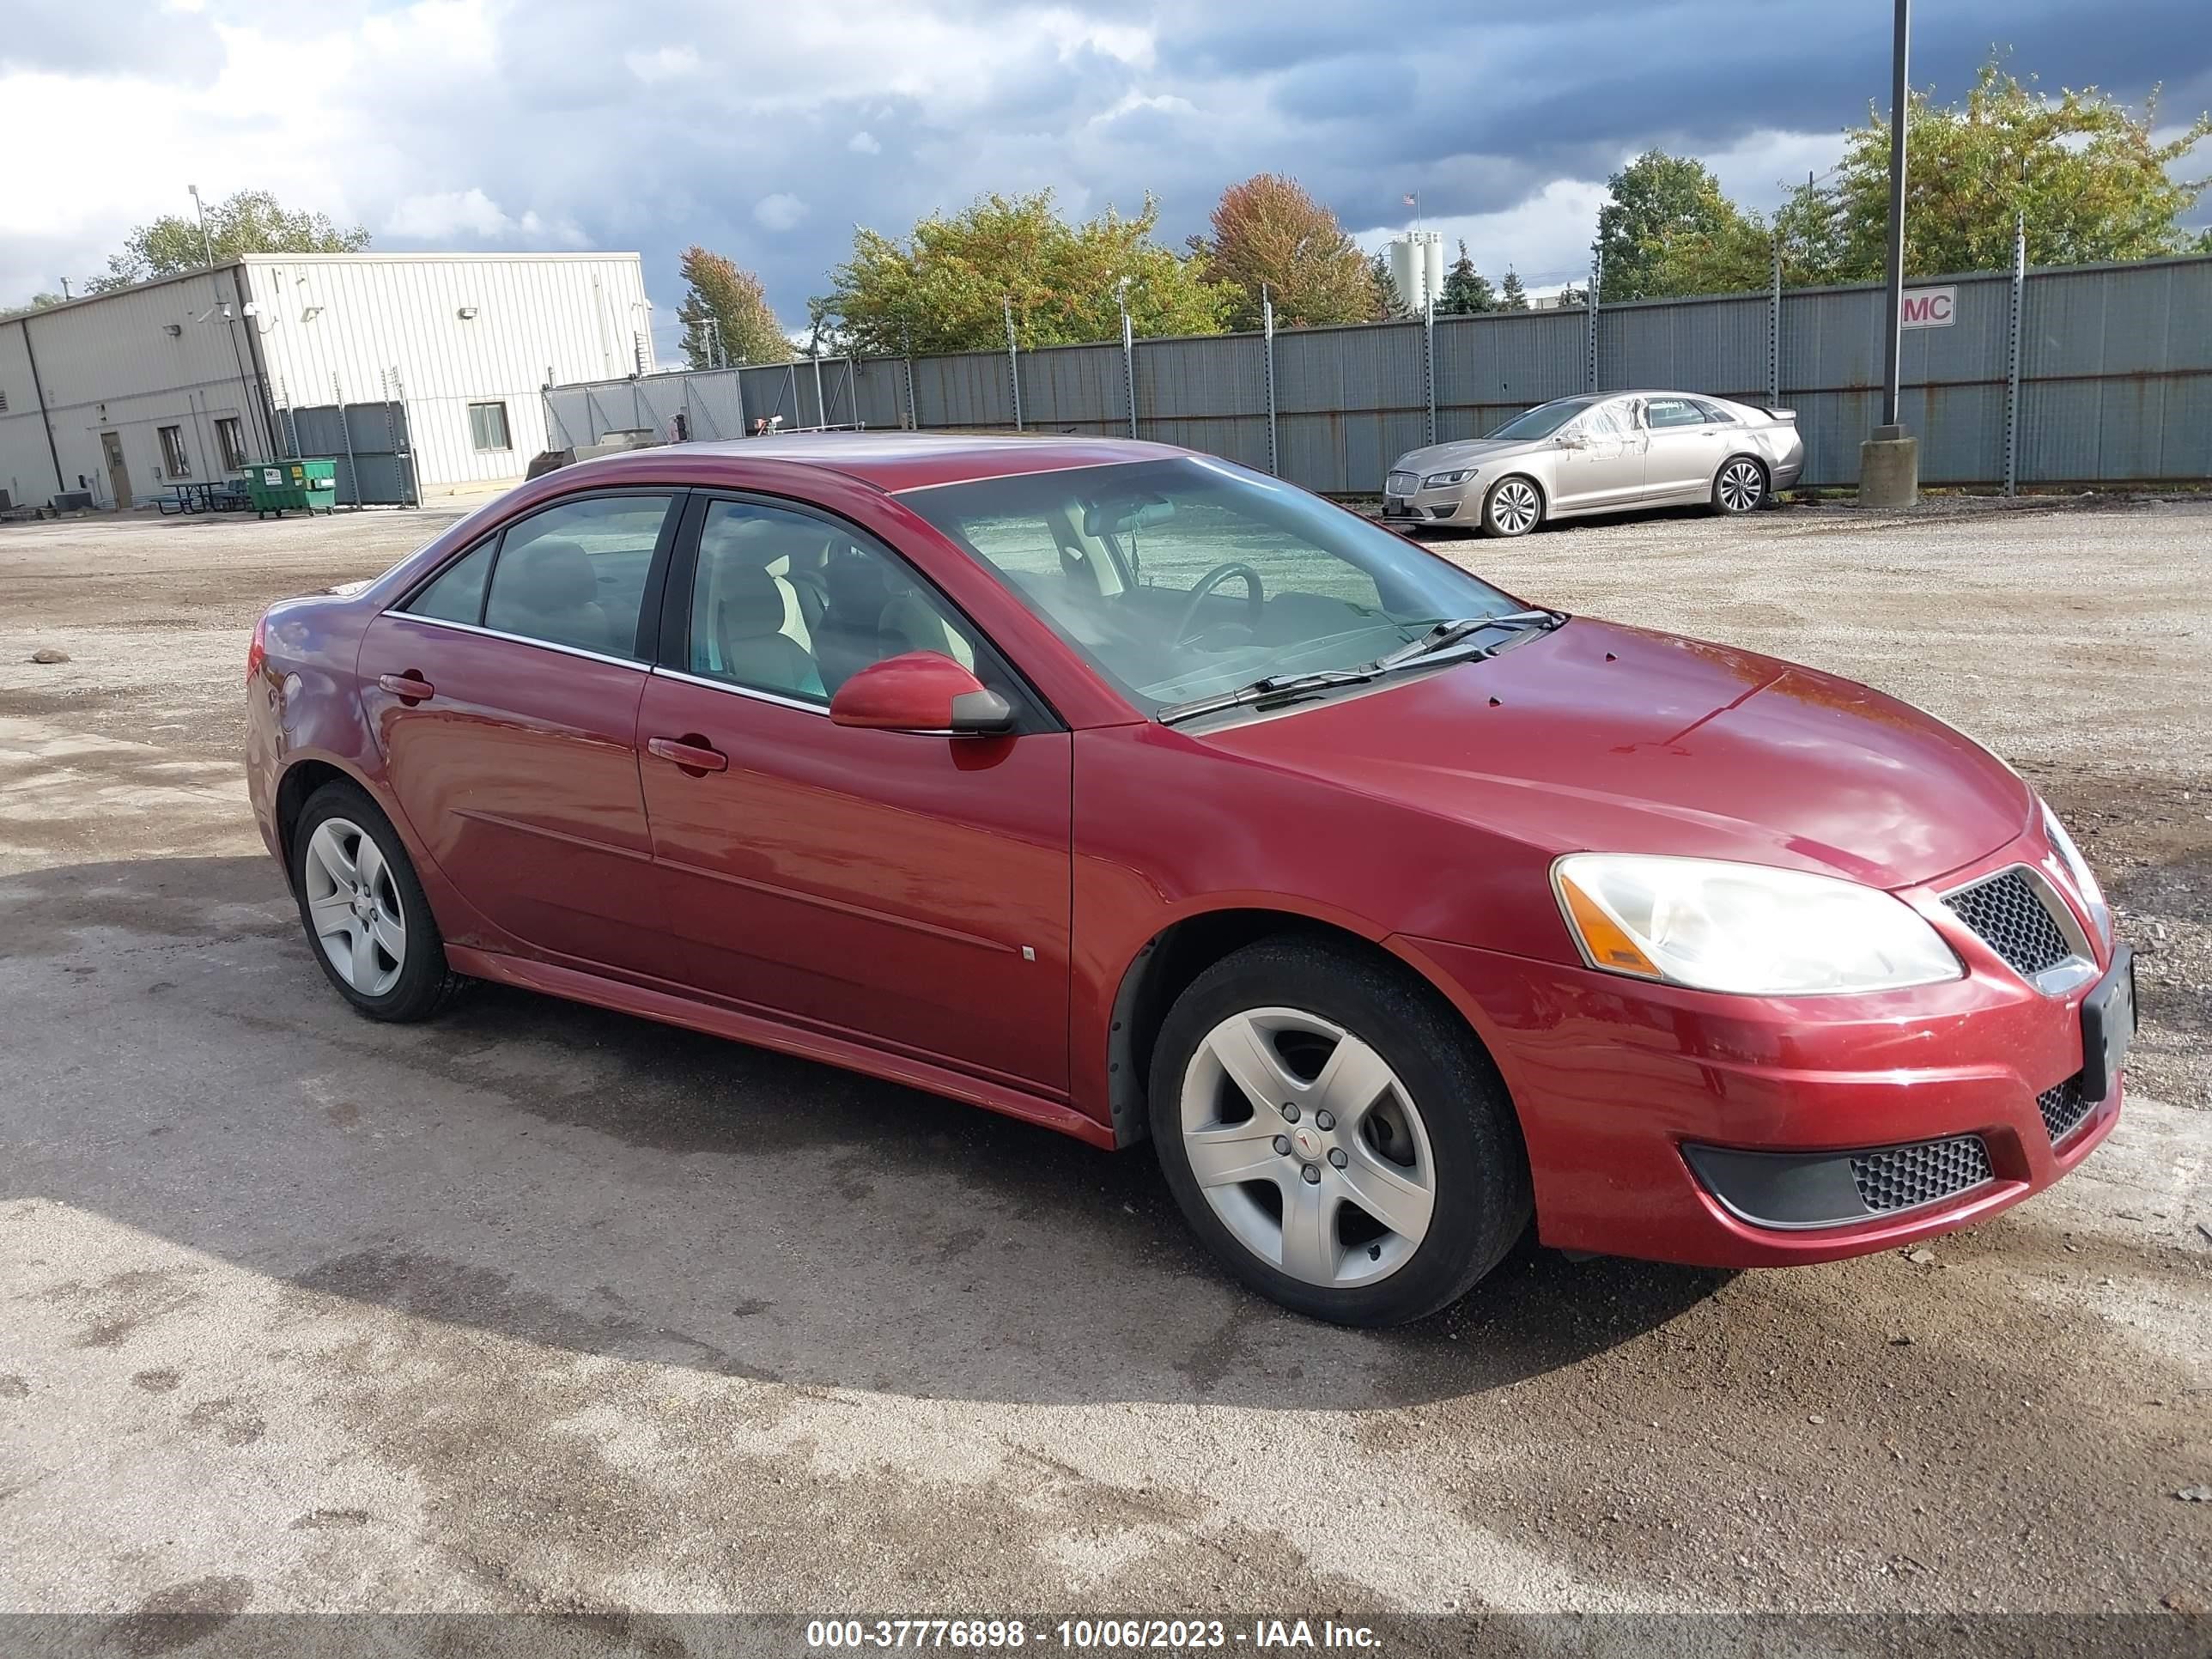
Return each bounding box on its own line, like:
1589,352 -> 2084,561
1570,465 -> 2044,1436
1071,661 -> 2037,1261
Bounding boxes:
1178,1007 -> 1437,1288
1488,479 -> 1540,535
301,817 -> 407,997
1717,459 -> 1765,513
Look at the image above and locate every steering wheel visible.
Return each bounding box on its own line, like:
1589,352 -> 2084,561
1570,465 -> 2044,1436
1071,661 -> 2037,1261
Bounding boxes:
1172,562 -> 1266,644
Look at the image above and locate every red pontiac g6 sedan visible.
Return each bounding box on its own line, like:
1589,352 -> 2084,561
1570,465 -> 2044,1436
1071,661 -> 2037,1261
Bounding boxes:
246,434 -> 2134,1325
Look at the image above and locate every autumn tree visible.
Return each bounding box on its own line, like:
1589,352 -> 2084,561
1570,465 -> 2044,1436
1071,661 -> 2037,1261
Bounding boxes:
678,246 -> 793,366
89,190 -> 369,291
818,191 -> 1226,355
1188,173 -> 1373,330
1496,268 -> 1529,311
1826,58 -> 2211,277
1436,240 -> 1496,314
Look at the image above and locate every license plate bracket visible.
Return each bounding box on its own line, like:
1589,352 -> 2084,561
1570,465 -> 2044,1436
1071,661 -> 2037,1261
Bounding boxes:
2079,943 -> 2136,1104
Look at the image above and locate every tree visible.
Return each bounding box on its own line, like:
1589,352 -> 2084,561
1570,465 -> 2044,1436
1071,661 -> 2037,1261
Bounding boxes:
1435,240 -> 1495,314
1826,58 -> 2212,279
1555,282 -> 1587,309
817,191 -> 1228,355
1188,173 -> 1373,330
1366,252 -> 1409,320
1496,268 -> 1529,311
1595,151 -> 1763,301
677,246 -> 793,366
88,190 -> 369,291
1,292 -> 66,319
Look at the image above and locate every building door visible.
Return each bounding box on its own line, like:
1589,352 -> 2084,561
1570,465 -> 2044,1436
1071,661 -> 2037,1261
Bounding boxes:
100,433 -> 131,508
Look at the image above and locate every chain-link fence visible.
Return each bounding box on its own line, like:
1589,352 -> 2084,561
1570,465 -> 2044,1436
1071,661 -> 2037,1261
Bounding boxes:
545,253 -> 2212,495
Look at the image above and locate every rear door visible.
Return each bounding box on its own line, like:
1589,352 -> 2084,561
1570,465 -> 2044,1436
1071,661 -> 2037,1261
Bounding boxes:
361,489 -> 684,975
635,495 -> 1075,1095
1641,395 -> 1730,495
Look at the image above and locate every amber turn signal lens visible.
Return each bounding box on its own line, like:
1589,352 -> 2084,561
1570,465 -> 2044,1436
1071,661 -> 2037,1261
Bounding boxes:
1558,874 -> 1663,979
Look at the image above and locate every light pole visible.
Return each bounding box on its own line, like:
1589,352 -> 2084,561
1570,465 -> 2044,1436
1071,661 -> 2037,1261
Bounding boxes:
1859,0 -> 1920,507
188,185 -> 215,268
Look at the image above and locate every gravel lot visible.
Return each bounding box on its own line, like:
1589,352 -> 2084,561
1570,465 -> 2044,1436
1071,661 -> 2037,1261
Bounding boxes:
1,495 -> 2207,1633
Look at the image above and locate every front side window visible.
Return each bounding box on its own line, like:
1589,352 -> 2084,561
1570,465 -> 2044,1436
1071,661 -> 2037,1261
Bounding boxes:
159,425 -> 190,477
902,457 -> 1519,714
481,494 -> 672,658
469,401 -> 512,452
1487,397 -> 1599,441
215,416 -> 247,471
685,500 -> 981,705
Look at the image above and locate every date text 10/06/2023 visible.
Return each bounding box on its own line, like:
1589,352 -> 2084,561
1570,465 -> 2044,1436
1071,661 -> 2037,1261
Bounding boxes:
804,1619 -> 1383,1650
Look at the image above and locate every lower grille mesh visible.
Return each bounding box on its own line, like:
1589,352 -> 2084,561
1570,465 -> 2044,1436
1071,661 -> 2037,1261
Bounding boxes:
2039,1073 -> 2095,1143
1849,1135 -> 1994,1213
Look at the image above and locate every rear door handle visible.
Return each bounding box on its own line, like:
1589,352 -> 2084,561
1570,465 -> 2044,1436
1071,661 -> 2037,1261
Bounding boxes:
647,735 -> 729,775
377,672 -> 434,702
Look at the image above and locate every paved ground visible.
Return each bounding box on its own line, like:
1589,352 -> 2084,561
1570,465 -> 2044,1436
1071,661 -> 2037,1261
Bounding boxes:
1,497 -> 2208,1628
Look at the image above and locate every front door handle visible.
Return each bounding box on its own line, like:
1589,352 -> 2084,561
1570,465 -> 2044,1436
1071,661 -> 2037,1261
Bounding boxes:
377,672 -> 434,702
647,735 -> 729,775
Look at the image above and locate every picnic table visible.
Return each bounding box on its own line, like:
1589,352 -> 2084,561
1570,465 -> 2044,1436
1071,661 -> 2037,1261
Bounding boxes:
156,480 -> 249,515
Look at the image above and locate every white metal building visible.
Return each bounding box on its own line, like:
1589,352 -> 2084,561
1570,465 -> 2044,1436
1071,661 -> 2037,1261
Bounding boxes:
0,251 -> 653,510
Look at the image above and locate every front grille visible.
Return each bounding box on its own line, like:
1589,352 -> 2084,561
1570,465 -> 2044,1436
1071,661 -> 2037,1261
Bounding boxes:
1849,1134 -> 1994,1213
1945,868 -> 2074,978
2039,1073 -> 2095,1143
1387,471 -> 1419,495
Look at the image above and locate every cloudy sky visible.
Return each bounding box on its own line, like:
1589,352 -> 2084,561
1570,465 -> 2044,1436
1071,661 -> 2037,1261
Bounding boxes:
5,0 -> 2209,352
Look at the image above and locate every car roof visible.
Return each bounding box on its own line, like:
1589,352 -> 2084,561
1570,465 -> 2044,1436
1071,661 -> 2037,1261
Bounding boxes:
629,431 -> 1194,495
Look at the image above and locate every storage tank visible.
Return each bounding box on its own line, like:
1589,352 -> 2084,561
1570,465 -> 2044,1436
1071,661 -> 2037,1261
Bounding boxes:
1387,231 -> 1444,313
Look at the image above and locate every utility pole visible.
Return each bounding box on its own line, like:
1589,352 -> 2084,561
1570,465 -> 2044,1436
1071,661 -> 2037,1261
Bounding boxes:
1861,0 -> 1920,506
188,185 -> 215,268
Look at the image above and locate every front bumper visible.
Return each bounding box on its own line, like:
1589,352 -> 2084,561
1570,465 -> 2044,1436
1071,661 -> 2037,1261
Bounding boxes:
1395,888 -> 2125,1268
1381,478 -> 1478,525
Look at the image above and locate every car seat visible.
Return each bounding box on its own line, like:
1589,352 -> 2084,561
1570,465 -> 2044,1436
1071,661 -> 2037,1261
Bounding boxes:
714,566 -> 824,701
488,537 -> 618,654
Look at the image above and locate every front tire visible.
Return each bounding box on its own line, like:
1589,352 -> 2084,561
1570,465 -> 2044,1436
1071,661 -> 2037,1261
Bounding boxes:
289,780 -> 459,1023
1480,475 -> 1543,538
1148,938 -> 1532,1326
1712,455 -> 1767,515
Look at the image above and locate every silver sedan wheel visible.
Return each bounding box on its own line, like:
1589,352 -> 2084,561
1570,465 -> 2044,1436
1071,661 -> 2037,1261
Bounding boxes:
1486,477 -> 1540,536
1717,458 -> 1765,513
1179,1007 -> 1437,1288
301,817 -> 406,997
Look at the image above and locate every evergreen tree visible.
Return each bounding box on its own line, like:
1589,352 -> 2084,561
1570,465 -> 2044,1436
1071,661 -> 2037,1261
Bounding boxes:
1497,268 -> 1529,311
1435,240 -> 1496,314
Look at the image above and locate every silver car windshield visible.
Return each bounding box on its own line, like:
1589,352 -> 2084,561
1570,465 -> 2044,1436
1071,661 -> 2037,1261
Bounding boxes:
902,457 -> 1523,714
1486,397 -> 1601,441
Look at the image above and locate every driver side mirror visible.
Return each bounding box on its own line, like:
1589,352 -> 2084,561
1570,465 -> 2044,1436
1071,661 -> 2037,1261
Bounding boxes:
829,651 -> 1013,735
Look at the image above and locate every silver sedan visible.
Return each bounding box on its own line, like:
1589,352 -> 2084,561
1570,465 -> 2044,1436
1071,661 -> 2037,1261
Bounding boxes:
1382,391 -> 1805,537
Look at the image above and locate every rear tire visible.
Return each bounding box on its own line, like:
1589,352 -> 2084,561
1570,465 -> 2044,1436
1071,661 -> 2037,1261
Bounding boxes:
1712,455 -> 1768,515
289,780 -> 460,1023
1480,475 -> 1543,538
1148,938 -> 1533,1326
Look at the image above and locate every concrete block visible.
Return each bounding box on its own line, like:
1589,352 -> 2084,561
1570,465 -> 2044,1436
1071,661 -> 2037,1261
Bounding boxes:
1859,428 -> 1920,508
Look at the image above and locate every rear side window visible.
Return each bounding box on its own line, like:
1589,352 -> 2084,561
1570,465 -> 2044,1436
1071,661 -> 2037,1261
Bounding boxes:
404,542 -> 494,625
483,495 -> 673,659
1644,398 -> 1707,428
1692,398 -> 1739,423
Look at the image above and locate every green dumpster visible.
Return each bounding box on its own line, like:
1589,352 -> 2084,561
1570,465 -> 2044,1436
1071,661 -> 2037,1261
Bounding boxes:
242,459 -> 338,519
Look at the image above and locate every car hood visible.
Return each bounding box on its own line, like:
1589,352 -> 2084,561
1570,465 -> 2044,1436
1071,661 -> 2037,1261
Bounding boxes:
1200,617 -> 2032,890
1390,435 -> 1551,476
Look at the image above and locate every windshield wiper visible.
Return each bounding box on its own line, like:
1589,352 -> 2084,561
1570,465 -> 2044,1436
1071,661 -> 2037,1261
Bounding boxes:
1155,611 -> 1565,726
1373,610 -> 1560,669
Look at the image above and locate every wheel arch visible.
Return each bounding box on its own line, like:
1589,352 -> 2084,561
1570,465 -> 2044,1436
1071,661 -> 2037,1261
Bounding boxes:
1103,906 -> 1505,1148
1483,471 -> 1548,532
1714,450 -> 1771,500
273,754 -> 376,880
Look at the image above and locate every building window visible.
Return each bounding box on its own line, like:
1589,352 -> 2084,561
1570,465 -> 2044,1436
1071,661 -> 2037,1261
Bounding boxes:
215,416 -> 247,471
469,401 -> 512,452
158,425 -> 191,477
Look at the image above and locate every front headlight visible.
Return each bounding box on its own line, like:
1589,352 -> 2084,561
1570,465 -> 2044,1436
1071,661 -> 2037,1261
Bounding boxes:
2039,800 -> 2112,945
1422,469 -> 1474,488
1553,854 -> 1963,995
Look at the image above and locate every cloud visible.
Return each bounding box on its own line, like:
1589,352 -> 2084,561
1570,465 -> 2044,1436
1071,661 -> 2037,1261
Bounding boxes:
3,0 -> 2208,339
752,193 -> 811,233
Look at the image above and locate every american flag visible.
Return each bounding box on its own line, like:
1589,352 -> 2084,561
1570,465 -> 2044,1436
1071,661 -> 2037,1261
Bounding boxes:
1402,193 -> 1418,207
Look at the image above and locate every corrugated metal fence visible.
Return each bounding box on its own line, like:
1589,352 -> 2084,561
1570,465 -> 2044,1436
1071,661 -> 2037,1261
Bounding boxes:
545,254 -> 2211,495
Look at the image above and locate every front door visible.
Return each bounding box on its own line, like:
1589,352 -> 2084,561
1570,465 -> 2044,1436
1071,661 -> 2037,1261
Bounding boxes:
1549,399 -> 1644,509
100,432 -> 131,508
362,489 -> 683,975
637,496 -> 1074,1094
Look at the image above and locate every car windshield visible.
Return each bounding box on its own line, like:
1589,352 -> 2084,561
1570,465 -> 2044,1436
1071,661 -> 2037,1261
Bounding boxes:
901,457 -> 1524,714
1486,397 -> 1600,441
